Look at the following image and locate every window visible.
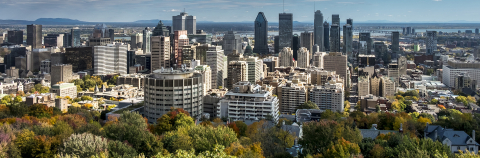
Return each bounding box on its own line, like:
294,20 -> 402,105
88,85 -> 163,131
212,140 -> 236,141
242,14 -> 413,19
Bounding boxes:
457,146 -> 460,150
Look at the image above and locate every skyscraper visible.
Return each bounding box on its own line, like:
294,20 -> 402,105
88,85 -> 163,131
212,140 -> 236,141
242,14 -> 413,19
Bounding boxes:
314,10 -> 324,51
172,12 -> 196,35
426,31 -> 437,55
323,21 -> 330,51
7,30 -> 23,45
151,36 -> 170,71
332,14 -> 340,25
359,33 -> 372,54
476,28 -> 479,35
297,47 -> 310,68
62,33 -> 71,47
152,20 -> 170,37
279,47 -> 294,67
347,18 -> 353,26
253,12 -> 269,55
206,46 -> 225,89
406,27 -> 412,35
44,34 -> 64,48
293,34 -> 300,60
173,30 -> 189,67
391,31 -> 400,54
330,24 -> 340,52
323,52 -> 347,82
279,13 -> 293,52
223,31 -> 243,55
343,24 -> 353,58
300,31 -> 314,56
71,28 -> 81,47
227,61 -> 248,89
27,24 -> 42,49
93,43 -> 128,75
143,27 -> 152,54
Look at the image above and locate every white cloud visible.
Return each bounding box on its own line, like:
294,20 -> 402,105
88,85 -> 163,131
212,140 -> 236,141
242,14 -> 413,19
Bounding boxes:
433,0 -> 441,1
163,9 -> 181,12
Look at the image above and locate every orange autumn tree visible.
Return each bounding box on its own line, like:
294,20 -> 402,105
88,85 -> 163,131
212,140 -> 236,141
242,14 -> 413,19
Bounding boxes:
227,122 -> 240,137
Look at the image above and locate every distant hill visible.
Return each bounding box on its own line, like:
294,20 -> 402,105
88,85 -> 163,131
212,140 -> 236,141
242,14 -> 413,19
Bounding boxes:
34,18 -> 86,24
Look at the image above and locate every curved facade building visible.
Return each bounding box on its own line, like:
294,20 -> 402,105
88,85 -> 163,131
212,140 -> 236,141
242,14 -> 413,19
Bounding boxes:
144,68 -> 203,123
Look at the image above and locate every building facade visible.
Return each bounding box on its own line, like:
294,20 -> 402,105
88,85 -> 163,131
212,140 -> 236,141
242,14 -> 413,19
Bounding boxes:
151,36 -> 171,71
206,46 -> 225,89
51,64 -> 72,85
172,12 -> 196,35
297,47 -> 310,68
195,65 -> 211,96
51,83 -> 77,98
279,47 -> 294,67
309,82 -> 344,112
223,31 -> 243,55
279,13 -> 293,52
254,12 -> 269,55
93,43 -> 128,75
227,61 -> 248,89
27,24 -> 42,49
314,10 -> 324,51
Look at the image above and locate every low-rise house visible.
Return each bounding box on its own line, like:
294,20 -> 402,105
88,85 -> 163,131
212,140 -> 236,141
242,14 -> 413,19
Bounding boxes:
425,124 -> 479,154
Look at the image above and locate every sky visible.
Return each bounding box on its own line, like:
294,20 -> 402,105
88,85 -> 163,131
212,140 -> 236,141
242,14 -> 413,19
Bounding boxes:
1,0 -> 479,23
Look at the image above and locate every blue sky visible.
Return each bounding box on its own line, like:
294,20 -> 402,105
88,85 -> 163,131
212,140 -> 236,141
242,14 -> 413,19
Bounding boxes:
1,0 -> 478,22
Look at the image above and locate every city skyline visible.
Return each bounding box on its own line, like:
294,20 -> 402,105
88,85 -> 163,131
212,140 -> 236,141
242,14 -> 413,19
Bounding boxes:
1,0 -> 480,23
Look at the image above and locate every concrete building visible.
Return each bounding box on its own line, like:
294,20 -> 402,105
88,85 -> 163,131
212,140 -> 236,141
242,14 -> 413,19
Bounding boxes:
7,30 -> 23,45
297,47 -> 310,68
312,52 -> 326,68
44,34 -> 64,48
93,43 -> 128,75
206,46 -> 225,89
203,89 -> 228,118
5,67 -> 19,78
51,83 -> 77,98
195,65 -> 211,96
218,81 -> 279,122
310,81 -> 344,112
388,63 -> 399,83
426,31 -> 438,55
131,33 -> 143,50
332,14 -> 340,25
309,69 -> 339,86
245,56 -> 263,84
227,61 -> 248,89
370,76 -> 381,96
314,10 -> 324,51
173,30 -> 189,67
279,13 -> 293,51
280,81 -> 308,114
358,76 -> 370,97
343,24 -> 353,58
323,52 -> 347,82
151,36 -> 171,71
172,11 -> 196,35
254,12 -> 269,55
51,64 -> 73,85
382,77 -> 396,97
144,68 -> 203,123
300,31 -> 314,54
223,31 -> 243,55
454,73 -> 473,90
27,24 -> 42,49
40,60 -> 51,74
279,47 -> 294,67
330,24 -> 341,52
263,56 -> 279,72
181,45 -> 196,67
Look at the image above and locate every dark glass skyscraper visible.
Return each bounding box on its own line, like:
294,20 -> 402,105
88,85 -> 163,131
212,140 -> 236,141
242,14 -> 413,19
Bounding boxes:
27,24 -> 42,49
332,14 -> 340,25
330,24 -> 340,52
293,34 -> 300,60
279,13 -> 293,52
7,30 -> 23,45
391,31 -> 400,54
152,20 -> 170,37
323,21 -> 330,51
343,24 -> 353,57
314,10 -> 324,51
253,12 -> 269,55
63,33 -> 72,47
347,18 -> 353,26
71,29 -> 81,47
359,33 -> 372,54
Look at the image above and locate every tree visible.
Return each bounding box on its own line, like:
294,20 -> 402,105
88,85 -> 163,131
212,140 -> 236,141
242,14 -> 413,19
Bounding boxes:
28,104 -> 54,118
430,99 -> 439,104
107,140 -> 138,158
59,133 -> 108,158
1,96 -> 12,105
296,101 -> 319,110
154,108 -> 194,135
234,121 -> 247,137
321,138 -> 360,158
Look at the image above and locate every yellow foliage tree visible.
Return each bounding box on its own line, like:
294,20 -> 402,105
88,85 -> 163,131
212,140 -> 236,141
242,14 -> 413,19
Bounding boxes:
83,103 -> 93,109
71,102 -> 81,108
417,117 -> 432,126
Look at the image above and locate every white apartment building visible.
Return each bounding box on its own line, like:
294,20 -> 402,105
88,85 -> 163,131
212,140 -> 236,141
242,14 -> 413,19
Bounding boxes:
206,46 -> 225,89
218,81 -> 279,123
297,47 -> 310,68
442,60 -> 480,88
358,76 -> 370,97
309,81 -> 344,112
279,47 -> 294,67
93,43 -> 128,75
195,65 -> 211,96
382,77 -> 396,97
312,52 -> 326,68
50,83 -> 77,98
279,81 -> 308,114
245,56 -> 263,84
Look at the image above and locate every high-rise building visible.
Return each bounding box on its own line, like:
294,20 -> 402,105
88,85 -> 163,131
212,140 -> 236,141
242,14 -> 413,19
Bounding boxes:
323,52 -> 347,82
343,24 -> 353,58
310,81 -> 344,112
92,24 -> 109,38
279,13 -> 293,52
359,41 -> 367,55
62,33 -> 72,47
279,47 -> 294,67
323,21 -> 330,51
358,76 -> 370,97
108,29 -> 115,42
300,31 -> 314,55
292,34 -> 300,60
195,65 -> 211,95
181,45 -> 196,67
40,59 -> 51,74
223,31 -> 243,55
152,20 -> 170,37
332,14 -> 340,25
412,28 -> 416,34
253,12 -> 269,55
347,18 -> 353,26
245,56 -> 263,84
126,51 -> 136,74
312,52 -> 326,68
44,34 -> 64,48
406,27 -> 412,35
370,76 -> 381,96
173,30 -> 189,67
391,31 -> 400,54
388,63 -> 399,83
27,24 -> 42,49
227,61 -> 248,89
263,56 -> 279,72
4,47 -> 28,69
274,36 -> 279,54
314,10 -> 324,51
476,28 -> 479,35
280,82 -> 307,114
151,36 -> 171,71
359,33 -> 372,54
51,64 -> 72,85
51,83 -> 77,98
172,12 -> 196,35
93,43 -> 128,75
195,44 -> 209,65
382,77 -> 396,97
131,33 -> 143,50
71,28 -> 81,47
297,47 -> 310,68
144,68 -> 203,123
402,28 -> 406,35
143,27 -> 152,54
7,30 -> 23,45
330,24 -> 341,52
426,31 -> 437,55
206,46 -> 225,89
32,49 -> 51,71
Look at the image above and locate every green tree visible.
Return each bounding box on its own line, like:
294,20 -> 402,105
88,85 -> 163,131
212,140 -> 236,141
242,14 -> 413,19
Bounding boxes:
59,133 -> 108,158
13,96 -> 22,104
107,140 -> 138,158
154,108 -> 194,135
1,96 -> 12,105
296,101 -> 319,110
